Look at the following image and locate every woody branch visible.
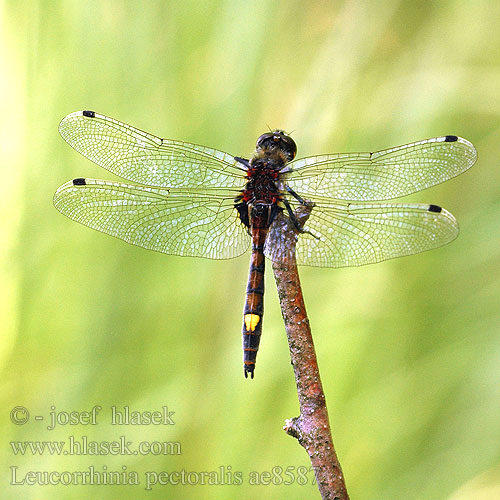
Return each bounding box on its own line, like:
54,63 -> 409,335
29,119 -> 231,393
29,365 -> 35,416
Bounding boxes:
271,202 -> 349,500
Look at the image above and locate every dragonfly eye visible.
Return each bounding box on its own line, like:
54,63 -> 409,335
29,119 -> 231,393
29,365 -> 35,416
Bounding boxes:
256,130 -> 297,161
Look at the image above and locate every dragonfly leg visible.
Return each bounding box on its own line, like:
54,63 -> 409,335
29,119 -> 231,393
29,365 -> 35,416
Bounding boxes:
285,185 -> 307,204
283,194 -> 319,239
234,157 -> 251,169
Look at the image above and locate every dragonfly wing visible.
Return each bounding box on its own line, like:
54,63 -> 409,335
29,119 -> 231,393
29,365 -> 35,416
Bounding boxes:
53,179 -> 249,259
59,111 -> 246,188
265,200 -> 458,268
285,136 -> 477,201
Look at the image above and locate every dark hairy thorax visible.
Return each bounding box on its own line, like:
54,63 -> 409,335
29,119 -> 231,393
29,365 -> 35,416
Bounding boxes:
235,148 -> 289,229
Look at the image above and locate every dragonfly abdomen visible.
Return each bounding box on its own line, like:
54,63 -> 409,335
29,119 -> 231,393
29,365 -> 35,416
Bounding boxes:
242,226 -> 267,379
241,199 -> 284,378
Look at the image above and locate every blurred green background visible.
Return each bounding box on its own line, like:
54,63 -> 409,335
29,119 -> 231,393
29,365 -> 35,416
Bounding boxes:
1,1 -> 499,499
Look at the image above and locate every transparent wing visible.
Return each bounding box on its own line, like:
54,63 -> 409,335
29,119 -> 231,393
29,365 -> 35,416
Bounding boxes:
59,111 -> 246,188
53,179 -> 249,259
285,136 -> 477,201
265,199 -> 458,267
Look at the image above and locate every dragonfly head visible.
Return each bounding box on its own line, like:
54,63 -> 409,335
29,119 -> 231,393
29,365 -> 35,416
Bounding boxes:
256,130 -> 297,161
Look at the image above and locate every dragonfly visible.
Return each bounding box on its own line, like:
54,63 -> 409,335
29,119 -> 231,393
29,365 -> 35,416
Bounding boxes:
54,111 -> 477,378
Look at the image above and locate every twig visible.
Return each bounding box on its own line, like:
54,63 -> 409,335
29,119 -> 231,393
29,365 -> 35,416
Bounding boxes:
271,202 -> 349,500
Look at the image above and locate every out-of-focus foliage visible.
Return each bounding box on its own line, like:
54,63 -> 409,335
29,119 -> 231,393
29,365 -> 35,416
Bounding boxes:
1,1 -> 499,499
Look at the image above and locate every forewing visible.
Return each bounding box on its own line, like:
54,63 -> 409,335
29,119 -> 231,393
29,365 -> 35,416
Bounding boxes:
59,111 -> 246,188
53,179 -> 249,259
265,200 -> 458,267
285,136 -> 477,201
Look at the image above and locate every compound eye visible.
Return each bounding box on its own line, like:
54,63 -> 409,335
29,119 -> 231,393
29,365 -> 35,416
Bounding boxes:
287,139 -> 297,160
256,132 -> 273,149
279,133 -> 297,160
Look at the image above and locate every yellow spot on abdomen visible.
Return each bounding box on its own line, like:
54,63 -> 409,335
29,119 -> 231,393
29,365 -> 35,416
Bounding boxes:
244,314 -> 260,332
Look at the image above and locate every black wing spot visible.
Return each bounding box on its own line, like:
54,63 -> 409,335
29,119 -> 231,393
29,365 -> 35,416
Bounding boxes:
428,204 -> 442,213
73,178 -> 87,186
444,135 -> 458,142
82,110 -> 96,118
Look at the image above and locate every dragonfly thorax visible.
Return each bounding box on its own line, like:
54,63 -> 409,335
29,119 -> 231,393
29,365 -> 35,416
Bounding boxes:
244,152 -> 285,205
